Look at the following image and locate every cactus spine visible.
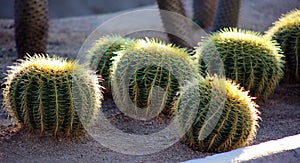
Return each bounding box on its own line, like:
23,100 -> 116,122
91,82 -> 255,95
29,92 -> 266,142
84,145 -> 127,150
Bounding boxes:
196,28 -> 285,99
3,55 -> 102,136
177,76 -> 259,152
265,9 -> 300,82
88,35 -> 135,92
111,39 -> 199,119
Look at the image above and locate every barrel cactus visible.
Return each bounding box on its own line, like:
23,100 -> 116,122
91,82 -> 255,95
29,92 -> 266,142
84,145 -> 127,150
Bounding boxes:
3,55 -> 102,136
111,39 -> 199,119
195,28 -> 285,99
88,35 -> 135,93
265,9 -> 300,82
177,76 -> 259,152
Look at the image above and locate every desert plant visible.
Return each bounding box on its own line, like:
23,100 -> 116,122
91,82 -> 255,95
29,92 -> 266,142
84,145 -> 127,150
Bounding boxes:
177,76 -> 259,152
14,0 -> 48,59
156,0 -> 193,49
88,35 -> 135,92
265,9 -> 300,82
3,55 -> 102,136
211,0 -> 241,32
111,39 -> 199,119
193,0 -> 217,29
195,28 -> 285,99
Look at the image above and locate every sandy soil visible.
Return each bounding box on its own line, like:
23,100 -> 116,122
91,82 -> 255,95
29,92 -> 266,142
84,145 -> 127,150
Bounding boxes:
0,0 -> 300,162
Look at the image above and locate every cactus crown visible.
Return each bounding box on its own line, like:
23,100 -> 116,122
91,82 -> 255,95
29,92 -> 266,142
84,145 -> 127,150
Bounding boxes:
266,9 -> 300,37
3,54 -> 102,136
206,28 -> 280,52
12,55 -> 76,73
265,9 -> 300,82
196,28 -> 284,99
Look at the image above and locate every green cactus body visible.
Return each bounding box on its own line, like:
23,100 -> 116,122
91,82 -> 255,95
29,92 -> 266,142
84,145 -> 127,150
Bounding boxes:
111,39 -> 199,119
3,55 -> 102,136
265,9 -> 300,82
196,28 -> 285,99
177,76 -> 259,152
88,35 -> 135,93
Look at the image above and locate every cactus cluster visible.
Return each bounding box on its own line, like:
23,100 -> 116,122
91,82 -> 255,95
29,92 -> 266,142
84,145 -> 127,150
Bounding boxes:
111,39 -> 199,118
265,9 -> 300,82
195,28 -> 285,99
177,76 -> 259,152
88,35 -> 135,92
3,55 -> 102,136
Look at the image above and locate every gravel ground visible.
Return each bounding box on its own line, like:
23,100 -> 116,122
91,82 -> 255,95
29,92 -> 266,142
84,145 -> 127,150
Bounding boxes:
0,0 -> 300,162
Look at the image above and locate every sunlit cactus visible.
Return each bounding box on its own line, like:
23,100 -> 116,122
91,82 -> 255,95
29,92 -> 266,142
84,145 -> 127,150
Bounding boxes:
195,28 -> 285,99
111,39 -> 199,119
265,9 -> 300,82
88,35 -> 135,93
177,76 -> 259,152
3,55 -> 102,136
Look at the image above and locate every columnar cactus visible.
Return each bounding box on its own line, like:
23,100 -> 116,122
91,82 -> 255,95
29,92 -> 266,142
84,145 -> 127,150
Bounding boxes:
14,0 -> 48,59
88,35 -> 135,92
156,0 -> 193,49
177,76 -> 259,152
3,55 -> 102,136
265,9 -> 300,82
195,28 -> 285,99
193,0 -> 217,29
211,0 -> 241,32
111,39 -> 199,119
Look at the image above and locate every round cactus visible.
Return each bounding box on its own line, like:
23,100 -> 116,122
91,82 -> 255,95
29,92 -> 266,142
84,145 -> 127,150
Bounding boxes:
111,39 -> 199,119
195,28 -> 285,99
88,35 -> 135,93
177,76 -> 259,152
265,9 -> 300,82
3,55 -> 102,136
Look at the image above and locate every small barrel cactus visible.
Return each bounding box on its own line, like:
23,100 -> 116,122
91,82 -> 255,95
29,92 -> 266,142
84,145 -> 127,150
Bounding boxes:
265,9 -> 300,82
195,28 -> 285,99
111,39 -> 199,119
88,35 -> 135,93
177,76 -> 259,152
3,55 -> 102,136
